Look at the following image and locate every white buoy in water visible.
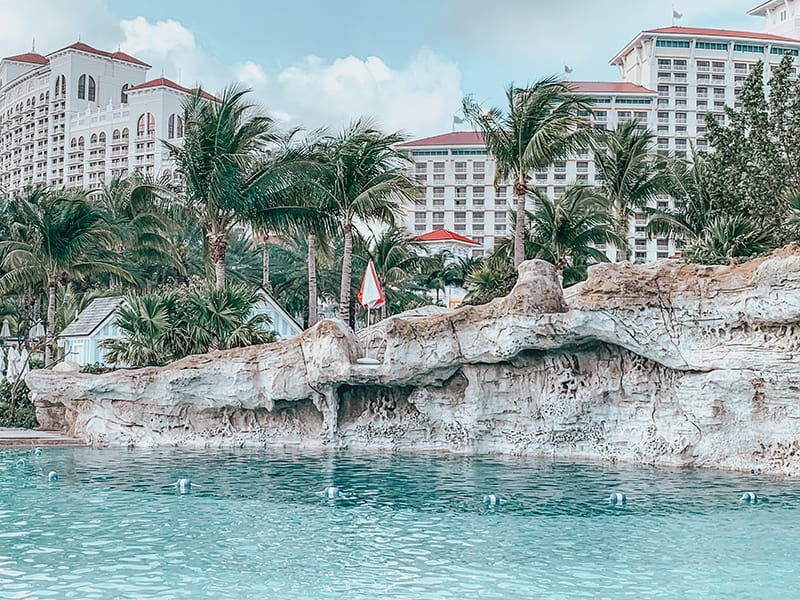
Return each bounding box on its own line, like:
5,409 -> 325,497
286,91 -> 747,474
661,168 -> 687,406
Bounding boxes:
608,492 -> 627,505
15,458 -> 25,468
48,471 -> 58,482
176,478 -> 192,494
322,486 -> 340,499
483,494 -> 500,507
34,447 -> 42,457
741,491 -> 758,504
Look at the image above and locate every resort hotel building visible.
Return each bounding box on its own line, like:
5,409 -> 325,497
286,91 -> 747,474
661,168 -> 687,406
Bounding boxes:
0,42 -> 212,194
401,1 -> 800,261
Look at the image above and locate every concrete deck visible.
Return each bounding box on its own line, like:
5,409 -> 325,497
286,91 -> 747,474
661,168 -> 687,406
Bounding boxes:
0,428 -> 82,446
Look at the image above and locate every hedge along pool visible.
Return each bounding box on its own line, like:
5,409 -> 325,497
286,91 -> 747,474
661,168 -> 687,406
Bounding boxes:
1,447 -> 798,599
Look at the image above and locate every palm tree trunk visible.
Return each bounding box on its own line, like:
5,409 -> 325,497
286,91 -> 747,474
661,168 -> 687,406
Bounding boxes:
616,213 -> 629,262
45,281 -> 56,368
338,223 -> 353,324
514,180 -> 527,268
209,232 -> 227,288
262,243 -> 270,289
307,233 -> 318,327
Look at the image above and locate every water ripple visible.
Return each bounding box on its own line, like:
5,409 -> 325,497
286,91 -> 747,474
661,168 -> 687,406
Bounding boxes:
1,448 -> 799,598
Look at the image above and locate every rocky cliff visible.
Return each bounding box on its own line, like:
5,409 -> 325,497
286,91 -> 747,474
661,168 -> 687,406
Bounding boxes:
26,247 -> 800,475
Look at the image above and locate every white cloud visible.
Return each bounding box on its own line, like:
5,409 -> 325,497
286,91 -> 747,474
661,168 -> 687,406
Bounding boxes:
237,61 -> 267,87
0,0 -> 118,59
267,48 -> 463,137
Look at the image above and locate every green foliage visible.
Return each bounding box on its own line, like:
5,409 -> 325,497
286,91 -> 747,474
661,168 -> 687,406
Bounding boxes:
80,362 -> 111,374
704,54 -> 800,245
102,284 -> 277,367
312,119 -> 417,323
463,78 -> 593,266
164,85 -> 315,288
0,380 -> 38,429
592,120 -> 674,258
683,215 -> 773,265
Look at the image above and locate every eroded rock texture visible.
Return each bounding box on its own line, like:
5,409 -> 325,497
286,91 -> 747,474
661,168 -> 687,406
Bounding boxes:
27,252 -> 800,475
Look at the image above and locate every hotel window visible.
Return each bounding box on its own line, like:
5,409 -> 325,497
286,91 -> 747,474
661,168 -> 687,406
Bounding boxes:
473,212 -> 484,222
771,47 -> 799,56
473,186 -> 485,197
77,74 -> 97,102
120,84 -> 129,104
494,210 -> 506,221
734,43 -> 765,54
433,211 -> 444,221
656,39 -> 690,48
657,85 -> 669,97
658,59 -> 672,68
696,41 -> 728,51
415,212 -> 426,223
415,162 -> 426,172
781,9 -> 788,21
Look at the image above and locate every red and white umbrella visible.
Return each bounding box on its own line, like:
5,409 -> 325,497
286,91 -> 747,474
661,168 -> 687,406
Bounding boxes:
357,260 -> 385,310
356,260 -> 384,364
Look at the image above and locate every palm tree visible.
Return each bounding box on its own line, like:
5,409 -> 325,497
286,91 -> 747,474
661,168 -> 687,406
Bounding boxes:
91,175 -> 182,287
647,153 -> 714,244
364,226 -> 425,317
683,215 -> 773,265
592,120 -> 673,260
463,78 -> 592,268
165,85 -> 311,288
314,120 -> 416,325
0,187 -> 129,366
415,251 -> 460,305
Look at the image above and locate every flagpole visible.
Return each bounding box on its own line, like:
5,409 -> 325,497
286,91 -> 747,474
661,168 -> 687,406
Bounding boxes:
365,306 -> 371,360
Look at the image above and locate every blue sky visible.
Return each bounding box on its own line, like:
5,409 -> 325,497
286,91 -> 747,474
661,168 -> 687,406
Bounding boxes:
0,0 -> 764,137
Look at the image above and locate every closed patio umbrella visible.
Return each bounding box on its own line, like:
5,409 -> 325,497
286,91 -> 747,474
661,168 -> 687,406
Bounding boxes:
0,347 -> 4,375
29,321 -> 45,340
0,320 -> 10,338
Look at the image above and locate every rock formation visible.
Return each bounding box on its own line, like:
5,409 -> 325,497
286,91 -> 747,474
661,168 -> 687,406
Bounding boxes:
26,249 -> 800,475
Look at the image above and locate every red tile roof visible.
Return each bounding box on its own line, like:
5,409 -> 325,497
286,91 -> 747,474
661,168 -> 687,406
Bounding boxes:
126,77 -> 218,101
397,131 -> 485,148
3,52 -> 49,65
645,26 -> 800,43
51,42 -> 151,68
415,228 -> 480,245
568,81 -> 656,94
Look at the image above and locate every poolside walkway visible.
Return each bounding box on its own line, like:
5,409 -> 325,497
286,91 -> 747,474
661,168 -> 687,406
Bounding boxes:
0,428 -> 82,446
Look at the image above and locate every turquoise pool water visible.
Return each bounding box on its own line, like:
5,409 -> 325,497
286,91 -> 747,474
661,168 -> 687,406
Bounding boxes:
1,448 -> 798,599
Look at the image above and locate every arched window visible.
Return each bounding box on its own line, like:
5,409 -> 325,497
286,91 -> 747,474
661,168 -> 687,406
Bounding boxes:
78,136 -> 84,148
99,132 -> 106,143
168,114 -> 175,138
88,76 -> 96,102
54,75 -> 64,98
122,128 -> 129,140
120,84 -> 129,104
90,133 -> 98,145
39,93 -> 44,102
70,137 -> 77,148
112,129 -> 120,141
78,74 -> 86,100
176,115 -> 183,138
137,112 -> 155,136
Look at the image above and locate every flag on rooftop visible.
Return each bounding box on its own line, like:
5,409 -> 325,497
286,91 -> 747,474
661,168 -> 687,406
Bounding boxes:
673,10 -> 683,19
564,64 -> 573,74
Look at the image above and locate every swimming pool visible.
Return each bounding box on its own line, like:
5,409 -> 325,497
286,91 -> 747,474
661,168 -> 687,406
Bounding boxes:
1,448 -> 797,598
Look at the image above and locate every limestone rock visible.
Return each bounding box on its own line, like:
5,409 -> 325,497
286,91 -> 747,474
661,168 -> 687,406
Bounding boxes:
26,248 -> 800,475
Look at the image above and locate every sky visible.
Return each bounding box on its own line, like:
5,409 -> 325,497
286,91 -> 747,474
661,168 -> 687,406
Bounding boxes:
0,0 -> 765,139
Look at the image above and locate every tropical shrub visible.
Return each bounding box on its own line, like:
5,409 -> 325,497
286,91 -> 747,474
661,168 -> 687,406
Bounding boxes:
102,283 -> 276,367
